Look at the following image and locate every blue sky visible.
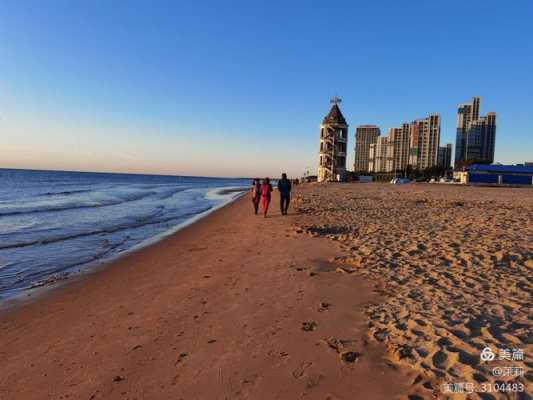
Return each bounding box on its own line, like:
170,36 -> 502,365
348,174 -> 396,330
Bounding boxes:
1,0 -> 532,177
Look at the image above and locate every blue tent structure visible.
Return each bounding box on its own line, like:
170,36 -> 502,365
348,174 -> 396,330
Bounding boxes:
461,164 -> 533,186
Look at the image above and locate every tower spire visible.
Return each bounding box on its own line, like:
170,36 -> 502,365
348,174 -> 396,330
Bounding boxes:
330,96 -> 342,105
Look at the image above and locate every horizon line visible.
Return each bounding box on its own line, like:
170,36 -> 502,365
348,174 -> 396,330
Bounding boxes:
0,166 -> 253,181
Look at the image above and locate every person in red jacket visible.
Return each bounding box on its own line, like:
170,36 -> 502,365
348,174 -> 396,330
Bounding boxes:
251,178 -> 261,214
260,177 -> 273,217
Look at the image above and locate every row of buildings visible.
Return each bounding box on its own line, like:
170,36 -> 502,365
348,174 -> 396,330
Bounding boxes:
354,116 -> 448,174
317,96 -> 496,182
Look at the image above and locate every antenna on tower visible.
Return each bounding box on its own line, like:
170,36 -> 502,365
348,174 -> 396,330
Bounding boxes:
330,96 -> 342,105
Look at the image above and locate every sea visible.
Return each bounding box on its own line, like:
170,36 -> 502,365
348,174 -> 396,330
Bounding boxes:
0,169 -> 249,300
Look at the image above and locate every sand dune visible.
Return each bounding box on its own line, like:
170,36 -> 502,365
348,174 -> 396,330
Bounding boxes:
293,183 -> 532,400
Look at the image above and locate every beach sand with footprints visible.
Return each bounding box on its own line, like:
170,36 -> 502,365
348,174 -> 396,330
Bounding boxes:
293,182 -> 532,399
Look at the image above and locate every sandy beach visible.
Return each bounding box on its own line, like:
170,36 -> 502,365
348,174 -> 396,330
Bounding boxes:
294,183 -> 532,399
3,2 -> 532,399
0,189 -> 408,400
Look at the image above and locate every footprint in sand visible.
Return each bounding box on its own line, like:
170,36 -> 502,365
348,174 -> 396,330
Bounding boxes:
339,351 -> 360,363
302,321 -> 317,332
431,350 -> 448,369
292,362 -> 312,379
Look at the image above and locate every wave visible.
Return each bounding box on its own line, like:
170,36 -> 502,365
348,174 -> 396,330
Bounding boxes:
0,185 -> 195,217
0,206 -> 212,251
155,187 -> 189,200
205,186 -> 247,201
41,189 -> 92,197
0,190 -> 159,217
0,261 -> 17,271
20,235 -> 133,285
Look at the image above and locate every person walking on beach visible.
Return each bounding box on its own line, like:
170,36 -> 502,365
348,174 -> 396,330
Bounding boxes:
277,173 -> 292,215
260,177 -> 273,218
251,178 -> 261,215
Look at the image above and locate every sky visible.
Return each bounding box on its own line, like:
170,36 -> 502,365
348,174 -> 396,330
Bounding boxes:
1,0 -> 532,178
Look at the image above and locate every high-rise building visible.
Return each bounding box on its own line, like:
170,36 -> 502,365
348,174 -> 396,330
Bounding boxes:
408,122 -> 420,169
408,114 -> 441,170
455,96 -> 480,167
454,97 -> 496,167
318,98 -> 348,182
466,113 -> 497,164
354,125 -> 380,173
438,144 -> 453,169
389,123 -> 411,172
457,97 -> 480,132
368,136 -> 393,173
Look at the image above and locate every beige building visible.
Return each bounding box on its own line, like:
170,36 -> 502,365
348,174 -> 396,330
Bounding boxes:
408,122 -> 420,169
318,98 -> 348,182
369,136 -> 393,173
408,114 -> 441,170
354,125 -> 380,173
389,123 -> 411,172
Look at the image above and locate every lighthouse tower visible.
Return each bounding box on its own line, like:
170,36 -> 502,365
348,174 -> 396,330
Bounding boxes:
318,97 -> 348,182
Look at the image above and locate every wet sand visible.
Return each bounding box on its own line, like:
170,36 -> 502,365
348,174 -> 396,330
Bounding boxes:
0,193 -> 408,399
294,183 -> 532,400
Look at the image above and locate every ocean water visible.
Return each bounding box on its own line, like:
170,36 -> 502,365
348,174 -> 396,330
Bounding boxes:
0,169 -> 248,300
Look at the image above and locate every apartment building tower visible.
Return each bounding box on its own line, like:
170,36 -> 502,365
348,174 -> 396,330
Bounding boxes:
354,125 -> 380,173
465,112 -> 497,164
408,114 -> 441,170
454,97 -> 496,167
389,123 -> 411,172
368,136 -> 393,173
408,122 -> 421,169
438,143 -> 453,169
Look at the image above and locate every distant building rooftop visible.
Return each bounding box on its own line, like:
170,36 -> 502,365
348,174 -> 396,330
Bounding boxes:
467,164 -> 533,174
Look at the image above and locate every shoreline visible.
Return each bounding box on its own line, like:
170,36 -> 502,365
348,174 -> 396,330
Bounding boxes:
0,187 -> 247,310
0,189 -> 409,400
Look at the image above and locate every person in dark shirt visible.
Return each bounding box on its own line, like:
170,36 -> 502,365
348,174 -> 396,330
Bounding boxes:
251,178 -> 261,214
277,173 -> 292,215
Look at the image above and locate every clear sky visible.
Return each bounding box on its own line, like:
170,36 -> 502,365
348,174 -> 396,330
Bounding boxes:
1,1 -> 532,177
